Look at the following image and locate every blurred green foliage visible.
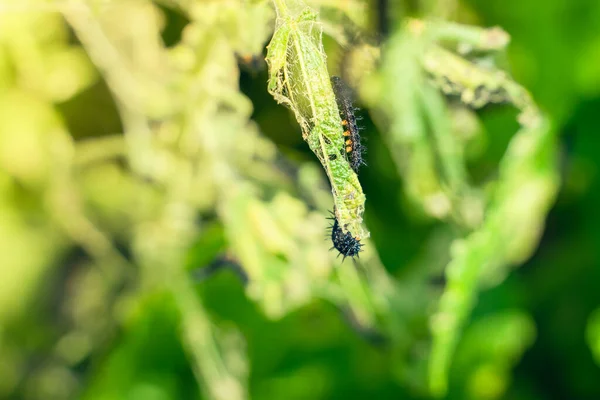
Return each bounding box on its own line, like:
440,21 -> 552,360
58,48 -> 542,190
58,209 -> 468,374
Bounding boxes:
0,1 -> 599,400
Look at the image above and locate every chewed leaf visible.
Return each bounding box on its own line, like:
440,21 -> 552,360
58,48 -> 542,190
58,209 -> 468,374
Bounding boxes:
266,0 -> 368,240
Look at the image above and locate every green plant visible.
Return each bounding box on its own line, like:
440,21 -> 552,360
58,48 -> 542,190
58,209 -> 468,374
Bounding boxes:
0,1 -> 565,399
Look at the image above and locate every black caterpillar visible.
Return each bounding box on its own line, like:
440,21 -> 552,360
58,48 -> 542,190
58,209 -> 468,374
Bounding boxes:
331,76 -> 365,173
328,212 -> 362,259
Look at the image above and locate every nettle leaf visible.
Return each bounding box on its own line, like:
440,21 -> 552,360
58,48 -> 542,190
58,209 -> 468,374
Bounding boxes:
266,0 -> 368,241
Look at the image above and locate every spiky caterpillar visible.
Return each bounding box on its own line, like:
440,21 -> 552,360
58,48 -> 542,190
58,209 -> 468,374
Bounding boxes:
327,211 -> 362,259
331,76 -> 366,173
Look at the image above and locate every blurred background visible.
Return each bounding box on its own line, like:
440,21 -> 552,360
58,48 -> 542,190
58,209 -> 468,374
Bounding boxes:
0,0 -> 599,399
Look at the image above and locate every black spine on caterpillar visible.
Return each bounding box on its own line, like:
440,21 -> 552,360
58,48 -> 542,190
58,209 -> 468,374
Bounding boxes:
327,211 -> 362,260
331,76 -> 366,173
